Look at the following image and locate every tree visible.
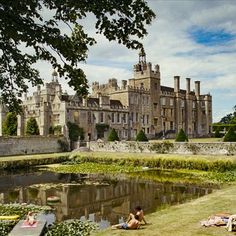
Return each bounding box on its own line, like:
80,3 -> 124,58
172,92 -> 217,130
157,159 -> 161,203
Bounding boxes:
136,129 -> 148,142
26,117 -> 39,135
175,129 -> 188,142
223,128 -> 236,142
0,1 -> 155,111
107,128 -> 119,141
219,105 -> 236,124
67,122 -> 84,141
2,112 -> 17,136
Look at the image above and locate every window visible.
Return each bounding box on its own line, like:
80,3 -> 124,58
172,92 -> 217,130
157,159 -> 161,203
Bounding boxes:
154,118 -> 158,126
100,112 -> 104,123
111,113 -> 115,123
170,98 -> 174,106
154,83 -> 158,90
87,111 -> 91,124
131,112 -> 134,121
146,115 -> 149,125
161,97 -> 166,106
181,100 -> 185,108
154,103 -> 157,110
123,113 -> 127,123
136,113 -> 139,122
170,121 -> 174,130
117,113 -> 120,123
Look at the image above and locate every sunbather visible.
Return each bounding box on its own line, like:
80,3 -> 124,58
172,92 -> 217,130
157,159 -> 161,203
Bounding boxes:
127,206 -> 147,224
26,211 -> 36,225
200,212 -> 231,227
112,214 -> 140,230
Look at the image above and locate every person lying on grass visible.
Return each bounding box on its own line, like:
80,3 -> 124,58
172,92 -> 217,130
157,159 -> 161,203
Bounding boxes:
112,214 -> 140,230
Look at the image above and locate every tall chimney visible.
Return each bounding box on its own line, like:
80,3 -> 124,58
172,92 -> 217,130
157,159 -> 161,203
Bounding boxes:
186,78 -> 191,94
195,81 -> 200,97
174,76 -> 180,93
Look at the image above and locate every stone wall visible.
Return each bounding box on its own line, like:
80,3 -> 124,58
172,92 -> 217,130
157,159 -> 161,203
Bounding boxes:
89,141 -> 236,156
0,136 -> 67,156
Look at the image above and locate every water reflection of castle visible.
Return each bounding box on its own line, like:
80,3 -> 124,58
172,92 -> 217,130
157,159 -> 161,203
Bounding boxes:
0,172 -> 214,226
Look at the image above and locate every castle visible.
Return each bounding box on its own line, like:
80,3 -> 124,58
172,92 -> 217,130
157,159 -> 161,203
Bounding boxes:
0,50 -> 212,140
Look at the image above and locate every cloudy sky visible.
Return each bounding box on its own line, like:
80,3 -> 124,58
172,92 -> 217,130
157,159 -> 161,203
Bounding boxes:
37,0 -> 236,122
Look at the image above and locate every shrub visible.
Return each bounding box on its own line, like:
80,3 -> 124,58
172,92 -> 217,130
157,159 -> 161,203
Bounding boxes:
45,219 -> 97,236
214,129 -> 223,138
223,128 -> 236,142
107,128 -> 119,141
2,112 -> 17,136
136,130 -> 148,142
175,129 -> 188,142
26,117 -> 39,135
58,139 -> 69,152
49,125 -> 62,135
67,122 -> 84,141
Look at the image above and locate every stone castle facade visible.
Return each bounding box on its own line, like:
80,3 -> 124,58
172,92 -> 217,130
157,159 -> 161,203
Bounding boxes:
0,51 -> 212,140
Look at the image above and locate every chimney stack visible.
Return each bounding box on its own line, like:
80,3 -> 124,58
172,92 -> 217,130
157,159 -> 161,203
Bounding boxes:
186,78 -> 191,94
195,81 -> 200,96
174,76 -> 180,93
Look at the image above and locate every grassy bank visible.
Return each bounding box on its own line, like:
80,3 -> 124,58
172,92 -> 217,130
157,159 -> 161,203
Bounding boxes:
70,152 -> 236,172
0,153 -> 70,170
96,185 -> 236,236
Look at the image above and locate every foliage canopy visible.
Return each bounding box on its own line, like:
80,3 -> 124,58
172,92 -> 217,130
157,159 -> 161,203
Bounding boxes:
107,128 -> 119,141
136,129 -> 148,142
175,128 -> 188,142
26,117 -> 39,135
223,128 -> 236,142
0,1 -> 155,111
67,122 -> 84,141
2,112 -> 17,136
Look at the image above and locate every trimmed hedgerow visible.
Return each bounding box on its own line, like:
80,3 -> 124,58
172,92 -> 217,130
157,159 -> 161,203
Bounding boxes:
70,154 -> 236,172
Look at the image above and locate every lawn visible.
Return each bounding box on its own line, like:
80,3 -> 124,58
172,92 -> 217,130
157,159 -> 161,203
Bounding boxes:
95,185 -> 236,236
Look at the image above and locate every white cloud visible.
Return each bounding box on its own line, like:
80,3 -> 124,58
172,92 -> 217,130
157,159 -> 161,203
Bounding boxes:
31,0 -> 236,122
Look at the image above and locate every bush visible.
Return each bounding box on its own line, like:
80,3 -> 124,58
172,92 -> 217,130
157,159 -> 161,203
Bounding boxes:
67,122 -> 84,141
107,128 -> 119,141
26,117 -> 39,135
45,219 -> 97,236
49,125 -> 62,135
214,129 -> 224,138
2,112 -> 17,136
175,129 -> 188,142
136,130 -> 148,142
223,128 -> 236,142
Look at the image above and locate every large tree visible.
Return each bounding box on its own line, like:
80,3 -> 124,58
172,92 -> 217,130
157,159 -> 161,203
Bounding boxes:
0,0 -> 155,111
219,105 -> 236,124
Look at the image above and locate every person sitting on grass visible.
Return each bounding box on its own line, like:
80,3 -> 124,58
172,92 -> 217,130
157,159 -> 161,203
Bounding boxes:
112,214 -> 140,230
127,206 -> 147,224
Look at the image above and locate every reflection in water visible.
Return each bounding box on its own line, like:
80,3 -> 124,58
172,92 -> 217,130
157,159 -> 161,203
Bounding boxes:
0,171 -> 217,229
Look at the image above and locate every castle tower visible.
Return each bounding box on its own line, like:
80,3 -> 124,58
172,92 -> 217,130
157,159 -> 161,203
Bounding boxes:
52,69 -> 58,82
129,50 -> 162,136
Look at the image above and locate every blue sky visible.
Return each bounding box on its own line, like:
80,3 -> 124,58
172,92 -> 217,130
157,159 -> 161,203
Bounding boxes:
36,0 -> 236,122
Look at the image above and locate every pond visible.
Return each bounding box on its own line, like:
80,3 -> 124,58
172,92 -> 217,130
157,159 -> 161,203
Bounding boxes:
0,169 -> 217,229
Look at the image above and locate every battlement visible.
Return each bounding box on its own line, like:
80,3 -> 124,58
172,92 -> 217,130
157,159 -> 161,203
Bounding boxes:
133,62 -> 160,79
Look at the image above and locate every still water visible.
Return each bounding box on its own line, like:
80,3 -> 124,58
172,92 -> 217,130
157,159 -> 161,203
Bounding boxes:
0,170 -> 216,229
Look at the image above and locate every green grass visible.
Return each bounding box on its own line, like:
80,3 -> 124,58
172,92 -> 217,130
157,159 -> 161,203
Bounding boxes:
95,185 -> 236,236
